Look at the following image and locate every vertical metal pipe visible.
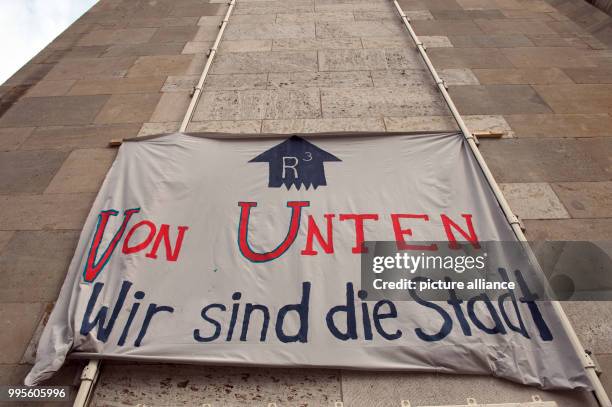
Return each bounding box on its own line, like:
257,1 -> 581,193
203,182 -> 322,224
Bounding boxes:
180,0 -> 237,132
390,1 -> 611,405
74,1 -> 238,405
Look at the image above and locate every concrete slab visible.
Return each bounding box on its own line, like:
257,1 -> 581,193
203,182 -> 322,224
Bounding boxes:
0,231 -> 79,302
195,89 -> 321,121
210,51 -> 318,74
235,1 -> 314,15
411,19 -> 485,35
502,47 -> 596,68
0,193 -> 95,230
563,67 -> 612,84
421,35 -> 453,48
316,20 -> 405,38
103,42 -> 187,57
552,182 -> 612,218
149,26 -> 198,43
161,75 -> 200,93
20,124 -> 140,150
463,114 -> 514,136
220,40 -> 273,53
262,117 -> 385,132
0,303 -> 44,364
0,127 -> 34,152
78,28 -> 157,46
94,93 -> 161,124
474,18 -> 556,34
361,36 -> 413,48
0,95 -> 110,127
45,148 -> 116,194
0,150 -> 67,194
563,301 -> 612,354
500,182 -> 570,219
371,69 -> 434,87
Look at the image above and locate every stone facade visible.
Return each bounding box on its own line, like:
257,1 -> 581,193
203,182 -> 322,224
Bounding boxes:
0,0 -> 611,405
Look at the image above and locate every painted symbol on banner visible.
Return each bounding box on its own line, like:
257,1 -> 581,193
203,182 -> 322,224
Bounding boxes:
249,135 -> 341,190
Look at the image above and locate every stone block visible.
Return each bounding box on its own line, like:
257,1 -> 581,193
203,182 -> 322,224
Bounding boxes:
0,127 -> 34,152
149,26 -> 198,43
552,182 -> 612,218
318,49 -> 388,71
21,124 -> 140,150
411,19 -> 485,35
428,48 -> 512,68
92,364 -> 341,406
448,34 -> 534,47
478,138 -> 610,182
194,89 -> 321,121
533,84 -> 612,114
463,114 -> 513,136
103,42 -> 186,57
68,77 -> 165,95
235,1 -> 314,15
502,47 -> 596,68
45,57 -> 136,80
500,182 -> 570,219
0,231 -> 80,302
563,301 -> 612,354
262,117 -> 385,133
272,38 -> 362,51
220,40 -> 273,53
149,92 -> 191,123
321,87 -> 447,118
504,113 -> 612,138
431,9 -> 504,19
562,67 -> 612,84
472,68 -> 573,84
161,75 -> 200,92
450,85 -> 552,115
384,115 -> 457,132
474,19 -> 556,34
0,302 -> 44,364
456,0 -> 523,10
361,36 -> 413,48
316,21 -> 405,38
225,22 -> 315,40
187,120 -> 262,133
0,95 -> 109,127
45,148 -> 116,194
268,71 -> 373,89
524,219 -> 612,240
355,10 -> 433,21
171,4 -> 225,17
526,34 -> 589,48
24,80 -> 76,97
78,28 -> 156,46
127,55 -> 194,77
421,35 -> 453,47
204,74 -> 269,91
0,193 -> 96,230
276,11 -> 355,23
210,51 -> 318,74
181,41 -> 213,54
0,150 -> 68,194
94,93 -> 161,124
371,69 -> 433,87
138,122 -> 180,137
440,68 -> 480,85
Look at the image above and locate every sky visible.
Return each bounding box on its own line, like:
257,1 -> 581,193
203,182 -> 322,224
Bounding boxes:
0,0 -> 98,84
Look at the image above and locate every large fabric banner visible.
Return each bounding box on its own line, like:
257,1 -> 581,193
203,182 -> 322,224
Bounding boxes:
26,132 -> 589,389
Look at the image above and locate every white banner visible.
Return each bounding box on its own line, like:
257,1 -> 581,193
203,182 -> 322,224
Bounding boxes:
26,132 -> 589,390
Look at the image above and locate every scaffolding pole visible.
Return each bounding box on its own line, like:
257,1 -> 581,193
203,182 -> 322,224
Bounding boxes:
389,1 -> 610,406
72,0 -> 237,405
